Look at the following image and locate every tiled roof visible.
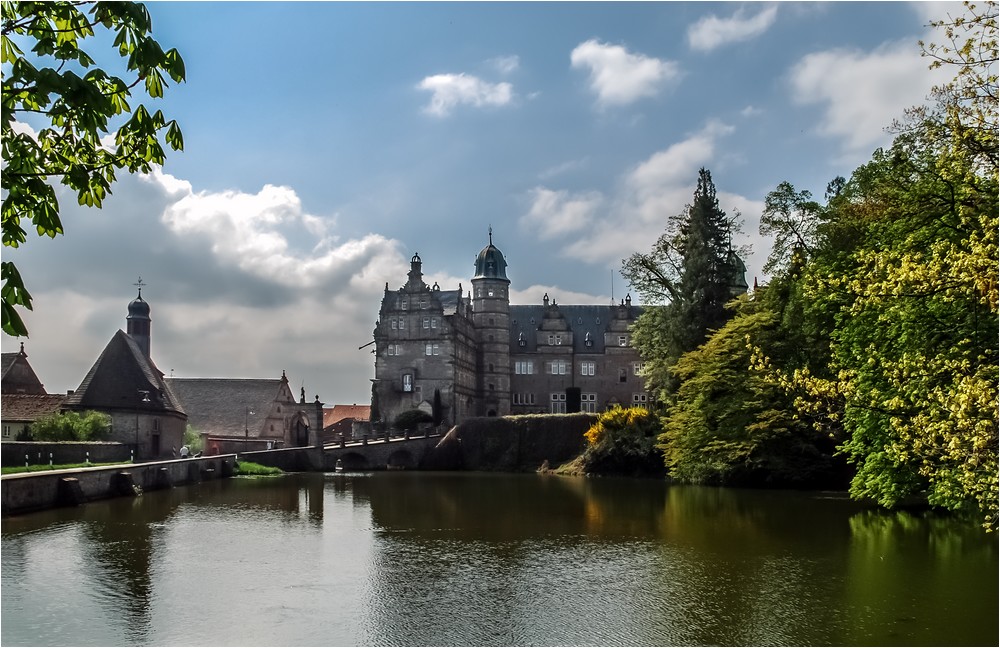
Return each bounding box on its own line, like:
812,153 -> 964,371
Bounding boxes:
323,404 -> 371,428
0,394 -> 66,422
63,330 -> 185,416
165,377 -> 296,437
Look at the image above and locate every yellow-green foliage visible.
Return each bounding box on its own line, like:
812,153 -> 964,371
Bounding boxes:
580,407 -> 664,476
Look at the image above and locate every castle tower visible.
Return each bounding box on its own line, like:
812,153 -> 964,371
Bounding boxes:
126,277 -> 151,359
471,228 -> 511,416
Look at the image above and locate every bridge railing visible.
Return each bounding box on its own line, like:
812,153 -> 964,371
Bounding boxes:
325,430 -> 443,449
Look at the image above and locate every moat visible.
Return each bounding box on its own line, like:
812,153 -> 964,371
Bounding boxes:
2,471 -> 997,647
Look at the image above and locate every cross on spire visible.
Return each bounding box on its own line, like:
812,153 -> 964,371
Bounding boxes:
133,276 -> 146,297
488,225 -> 493,245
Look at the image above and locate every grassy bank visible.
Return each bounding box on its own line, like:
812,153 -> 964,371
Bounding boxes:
2,461 -> 130,475
234,461 -> 283,476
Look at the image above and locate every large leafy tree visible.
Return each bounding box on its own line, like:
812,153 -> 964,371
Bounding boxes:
1,1 -> 185,336
754,1 -> 998,528
623,168 -> 746,401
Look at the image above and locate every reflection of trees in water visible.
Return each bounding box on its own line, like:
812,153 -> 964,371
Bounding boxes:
843,510 -> 999,647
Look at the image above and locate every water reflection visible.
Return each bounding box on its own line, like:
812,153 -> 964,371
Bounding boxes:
2,472 -> 997,647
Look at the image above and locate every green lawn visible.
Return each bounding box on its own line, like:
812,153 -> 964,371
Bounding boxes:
2,461 -> 131,475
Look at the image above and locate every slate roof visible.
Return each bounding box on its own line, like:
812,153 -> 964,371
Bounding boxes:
1,346 -> 46,395
1,394 -> 66,422
323,404 -> 371,428
63,330 -> 185,416
165,377 -> 295,438
509,304 -> 644,354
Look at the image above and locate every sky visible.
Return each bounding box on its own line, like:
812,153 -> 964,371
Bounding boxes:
2,1 -> 961,406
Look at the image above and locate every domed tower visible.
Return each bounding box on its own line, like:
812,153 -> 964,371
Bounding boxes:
126,278 -> 152,359
471,228 -> 511,416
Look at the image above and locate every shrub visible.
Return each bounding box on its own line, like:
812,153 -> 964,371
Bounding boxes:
28,411 -> 111,442
578,407 -> 665,476
393,409 -> 433,431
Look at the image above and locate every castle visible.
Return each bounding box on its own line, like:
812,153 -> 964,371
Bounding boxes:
371,233 -> 654,428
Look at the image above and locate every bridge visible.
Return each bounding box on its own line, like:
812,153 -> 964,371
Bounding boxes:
322,431 -> 447,471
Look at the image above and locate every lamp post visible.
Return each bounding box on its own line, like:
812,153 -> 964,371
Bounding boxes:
136,390 -> 150,460
245,407 -> 254,450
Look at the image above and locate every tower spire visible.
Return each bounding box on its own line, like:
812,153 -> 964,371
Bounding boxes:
488,225 -> 493,246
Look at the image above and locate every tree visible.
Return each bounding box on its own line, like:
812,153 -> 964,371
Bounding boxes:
2,1 -> 185,336
578,407 -> 665,476
751,1 -> 998,528
661,289 -> 842,488
28,410 -> 111,441
623,168 -> 746,400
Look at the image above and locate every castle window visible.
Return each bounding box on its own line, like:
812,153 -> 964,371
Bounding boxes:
401,298 -> 408,310
549,360 -> 568,375
518,332 -> 526,347
153,419 -> 160,431
488,289 -> 494,297
632,393 -> 649,410
2,425 -> 10,438
633,362 -> 645,376
431,317 -> 438,329
512,393 -> 536,406
402,374 -> 413,392
618,335 -> 628,347
585,332 -> 593,347
425,343 -> 440,356
423,317 -> 430,329
580,361 -> 595,376
391,318 -> 398,330
581,393 -> 597,413
515,361 -> 534,375
550,393 -> 567,414
619,368 -> 627,383
420,297 -> 428,309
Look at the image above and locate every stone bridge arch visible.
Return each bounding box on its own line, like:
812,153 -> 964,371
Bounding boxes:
338,451 -> 370,471
386,449 -> 415,470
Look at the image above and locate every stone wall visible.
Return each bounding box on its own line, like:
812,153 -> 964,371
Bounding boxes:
239,446 -> 322,472
1,441 -> 131,467
425,413 -> 594,472
1,455 -> 235,516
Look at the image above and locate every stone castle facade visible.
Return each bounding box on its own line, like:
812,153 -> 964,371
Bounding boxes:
372,234 -> 653,429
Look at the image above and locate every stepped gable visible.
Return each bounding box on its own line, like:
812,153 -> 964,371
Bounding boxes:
63,330 -> 184,415
165,376 -> 295,438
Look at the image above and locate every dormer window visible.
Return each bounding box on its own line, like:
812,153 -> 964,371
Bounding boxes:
585,332 -> 593,348
518,332 -> 526,347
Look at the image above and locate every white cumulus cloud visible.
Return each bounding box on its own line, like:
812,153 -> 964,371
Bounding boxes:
489,55 -> 520,75
417,73 -> 514,117
688,5 -> 779,51
789,39 -> 949,157
520,187 -> 603,240
570,39 -> 680,107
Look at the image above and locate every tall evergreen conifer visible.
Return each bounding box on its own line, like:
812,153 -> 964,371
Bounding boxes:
623,168 -> 745,401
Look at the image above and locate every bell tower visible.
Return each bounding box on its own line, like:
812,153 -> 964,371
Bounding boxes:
126,277 -> 152,359
471,228 -> 511,417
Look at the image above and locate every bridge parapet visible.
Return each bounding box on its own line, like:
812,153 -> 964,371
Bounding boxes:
323,433 -> 444,471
